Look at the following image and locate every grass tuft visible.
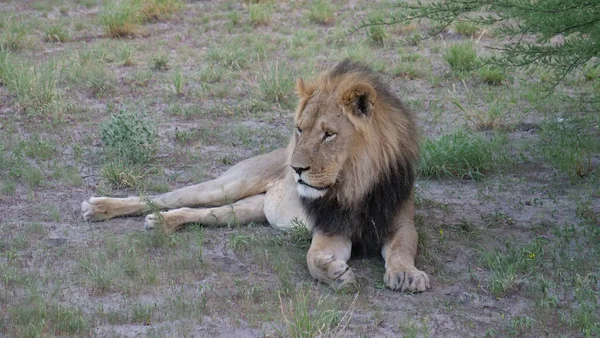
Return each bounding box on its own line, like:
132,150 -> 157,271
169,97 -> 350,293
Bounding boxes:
539,119 -> 599,179
308,0 -> 334,25
454,21 -> 480,36
257,60 -> 296,106
479,65 -> 506,85
276,286 -> 343,338
0,15 -> 27,50
136,0 -> 183,21
0,53 -> 60,114
444,42 -> 479,73
418,131 -> 501,180
44,24 -> 70,43
249,4 -> 272,26
99,0 -> 143,38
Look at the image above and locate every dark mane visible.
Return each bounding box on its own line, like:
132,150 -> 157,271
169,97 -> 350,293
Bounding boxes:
300,60 -> 416,255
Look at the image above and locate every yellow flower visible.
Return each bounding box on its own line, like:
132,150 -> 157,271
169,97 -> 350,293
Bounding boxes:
529,253 -> 535,259
439,229 -> 444,236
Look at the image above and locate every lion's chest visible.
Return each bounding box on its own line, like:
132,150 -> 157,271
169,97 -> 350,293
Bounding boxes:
264,171 -> 310,231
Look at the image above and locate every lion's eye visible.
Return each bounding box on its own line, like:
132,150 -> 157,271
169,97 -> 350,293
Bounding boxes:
296,126 -> 302,135
323,131 -> 336,142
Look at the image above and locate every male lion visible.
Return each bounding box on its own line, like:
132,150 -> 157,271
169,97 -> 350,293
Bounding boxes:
82,60 -> 430,292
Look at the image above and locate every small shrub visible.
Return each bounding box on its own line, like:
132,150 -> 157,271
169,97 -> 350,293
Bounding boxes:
44,25 -> 70,43
249,4 -> 272,26
100,110 -> 157,165
444,42 -> 479,72
308,0 -> 334,25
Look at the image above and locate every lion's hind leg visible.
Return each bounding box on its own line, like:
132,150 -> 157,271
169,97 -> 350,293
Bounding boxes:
81,148 -> 287,223
82,196 -> 148,222
144,194 -> 267,233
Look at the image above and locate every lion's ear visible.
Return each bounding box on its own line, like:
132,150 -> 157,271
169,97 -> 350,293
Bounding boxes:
296,77 -> 315,99
340,83 -> 377,118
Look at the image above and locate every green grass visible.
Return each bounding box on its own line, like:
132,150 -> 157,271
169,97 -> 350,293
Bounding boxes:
444,42 -> 479,73
171,68 -> 186,96
418,131 -> 502,180
207,42 -> 250,69
100,109 -> 157,165
479,238 -> 545,298
136,0 -> 184,21
152,53 -> 169,70
9,294 -> 89,337
99,0 -> 143,37
276,286 -> 344,338
101,162 -> 146,189
453,99 -> 509,131
539,118 -> 599,179
0,15 -> 27,50
0,53 -> 59,114
1,1 -> 599,336
308,0 -> 334,25
257,60 -> 296,106
479,65 -> 506,85
454,21 -> 480,36
65,61 -> 117,97
366,13 -> 388,46
44,24 -> 70,43
249,4 -> 272,26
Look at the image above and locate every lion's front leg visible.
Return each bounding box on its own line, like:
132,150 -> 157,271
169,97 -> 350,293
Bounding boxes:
382,200 -> 430,292
306,232 -> 357,291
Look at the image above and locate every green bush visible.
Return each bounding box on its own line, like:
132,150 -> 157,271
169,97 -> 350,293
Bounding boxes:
101,110 -> 157,165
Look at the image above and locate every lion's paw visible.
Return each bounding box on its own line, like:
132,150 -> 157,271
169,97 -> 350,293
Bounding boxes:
329,262 -> 358,291
82,197 -> 110,222
384,267 -> 430,293
144,213 -> 161,231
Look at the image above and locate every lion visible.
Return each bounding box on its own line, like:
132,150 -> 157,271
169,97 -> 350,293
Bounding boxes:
82,60 -> 430,292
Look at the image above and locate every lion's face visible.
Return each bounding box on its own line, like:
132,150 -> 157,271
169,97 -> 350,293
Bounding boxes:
290,77 -> 377,200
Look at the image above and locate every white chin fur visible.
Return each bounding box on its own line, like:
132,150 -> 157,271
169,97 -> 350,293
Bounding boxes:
296,184 -> 327,199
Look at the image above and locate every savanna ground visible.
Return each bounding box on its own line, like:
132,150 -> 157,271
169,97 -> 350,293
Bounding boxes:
0,0 -> 599,337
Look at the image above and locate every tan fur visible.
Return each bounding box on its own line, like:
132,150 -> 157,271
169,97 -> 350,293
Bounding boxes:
81,61 -> 429,293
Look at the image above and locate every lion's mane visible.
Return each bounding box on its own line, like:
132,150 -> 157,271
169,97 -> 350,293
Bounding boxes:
297,60 -> 419,254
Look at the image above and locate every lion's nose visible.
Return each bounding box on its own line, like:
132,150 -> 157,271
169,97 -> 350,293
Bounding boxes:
291,165 -> 310,175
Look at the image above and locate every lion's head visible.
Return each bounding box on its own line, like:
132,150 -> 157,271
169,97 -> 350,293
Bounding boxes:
289,60 -> 419,208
